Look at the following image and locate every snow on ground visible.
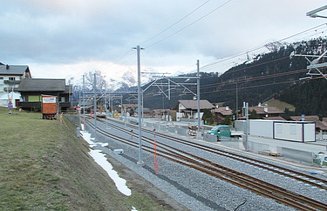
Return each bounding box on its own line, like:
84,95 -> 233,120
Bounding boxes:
80,130 -> 132,196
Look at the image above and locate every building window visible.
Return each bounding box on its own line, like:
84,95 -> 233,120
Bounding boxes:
9,77 -> 15,81
0,77 -> 3,80
28,96 -> 41,102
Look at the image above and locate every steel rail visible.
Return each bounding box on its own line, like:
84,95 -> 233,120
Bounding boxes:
105,117 -> 327,190
85,119 -> 327,210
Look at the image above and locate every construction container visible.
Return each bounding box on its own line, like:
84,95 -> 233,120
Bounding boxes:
41,95 -> 57,119
236,119 -> 316,142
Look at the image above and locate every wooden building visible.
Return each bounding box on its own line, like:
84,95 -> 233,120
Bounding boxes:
17,78 -> 71,112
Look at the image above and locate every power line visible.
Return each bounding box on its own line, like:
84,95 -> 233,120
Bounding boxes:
201,80 -> 296,94
200,68 -> 307,90
114,49 -> 134,64
141,0 -> 211,46
112,1 -> 213,66
145,0 -> 233,49
200,23 -> 327,70
142,67 -> 308,98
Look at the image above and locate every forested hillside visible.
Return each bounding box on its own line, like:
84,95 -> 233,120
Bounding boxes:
126,37 -> 327,116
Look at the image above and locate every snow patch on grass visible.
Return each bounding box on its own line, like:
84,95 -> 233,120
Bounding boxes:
80,130 -> 131,196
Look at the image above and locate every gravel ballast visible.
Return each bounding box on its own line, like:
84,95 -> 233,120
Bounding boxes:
83,121 -> 300,211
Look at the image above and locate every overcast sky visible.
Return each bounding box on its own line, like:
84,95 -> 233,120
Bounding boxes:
1,0 -> 327,84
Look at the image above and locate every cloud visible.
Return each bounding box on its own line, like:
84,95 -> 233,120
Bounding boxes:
1,0 -> 326,82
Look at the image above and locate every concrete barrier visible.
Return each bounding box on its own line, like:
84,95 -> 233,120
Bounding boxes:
277,147 -> 314,164
203,133 -> 217,142
177,127 -> 188,136
168,127 -> 177,134
246,141 -> 270,153
159,124 -> 167,132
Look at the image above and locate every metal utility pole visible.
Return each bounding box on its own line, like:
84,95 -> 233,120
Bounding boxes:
196,60 -> 201,137
120,96 -> 123,116
134,45 -> 144,165
235,81 -> 238,120
82,75 -> 85,123
243,102 -> 249,151
108,93 -> 111,114
141,91 -> 144,123
105,83 -> 108,113
93,73 -> 97,140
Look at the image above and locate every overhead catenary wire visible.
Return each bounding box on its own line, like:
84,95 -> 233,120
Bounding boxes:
142,23 -> 326,80
141,27 -> 326,97
145,0 -> 233,49
142,79 -> 295,99
201,80 -> 296,95
141,0 -> 211,46
141,54 -> 304,97
111,8 -> 326,97
114,0 -> 213,65
142,67 -> 309,99
200,72 -> 326,95
200,23 -> 327,70
197,68 -> 308,92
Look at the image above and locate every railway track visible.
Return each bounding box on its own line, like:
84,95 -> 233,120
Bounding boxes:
104,117 -> 327,191
85,119 -> 327,210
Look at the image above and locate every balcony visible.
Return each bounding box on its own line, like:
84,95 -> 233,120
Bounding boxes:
3,87 -> 19,92
4,80 -> 20,85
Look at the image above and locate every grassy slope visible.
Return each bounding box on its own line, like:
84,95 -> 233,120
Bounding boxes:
0,108 -> 183,210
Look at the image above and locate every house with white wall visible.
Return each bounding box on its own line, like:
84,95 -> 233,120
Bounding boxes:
0,64 -> 31,108
177,99 -> 214,120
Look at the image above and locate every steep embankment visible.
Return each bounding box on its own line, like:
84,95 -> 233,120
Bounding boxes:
0,109 -> 183,210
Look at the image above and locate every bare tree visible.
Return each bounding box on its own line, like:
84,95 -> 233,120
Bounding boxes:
84,70 -> 107,92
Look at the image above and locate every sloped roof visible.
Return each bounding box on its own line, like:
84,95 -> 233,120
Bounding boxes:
290,115 -> 320,121
212,107 -> 233,116
0,64 -> 30,76
249,106 -> 284,114
18,78 -> 66,92
290,116 -> 327,130
316,121 -> 327,130
264,116 -> 285,120
179,100 -> 214,110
